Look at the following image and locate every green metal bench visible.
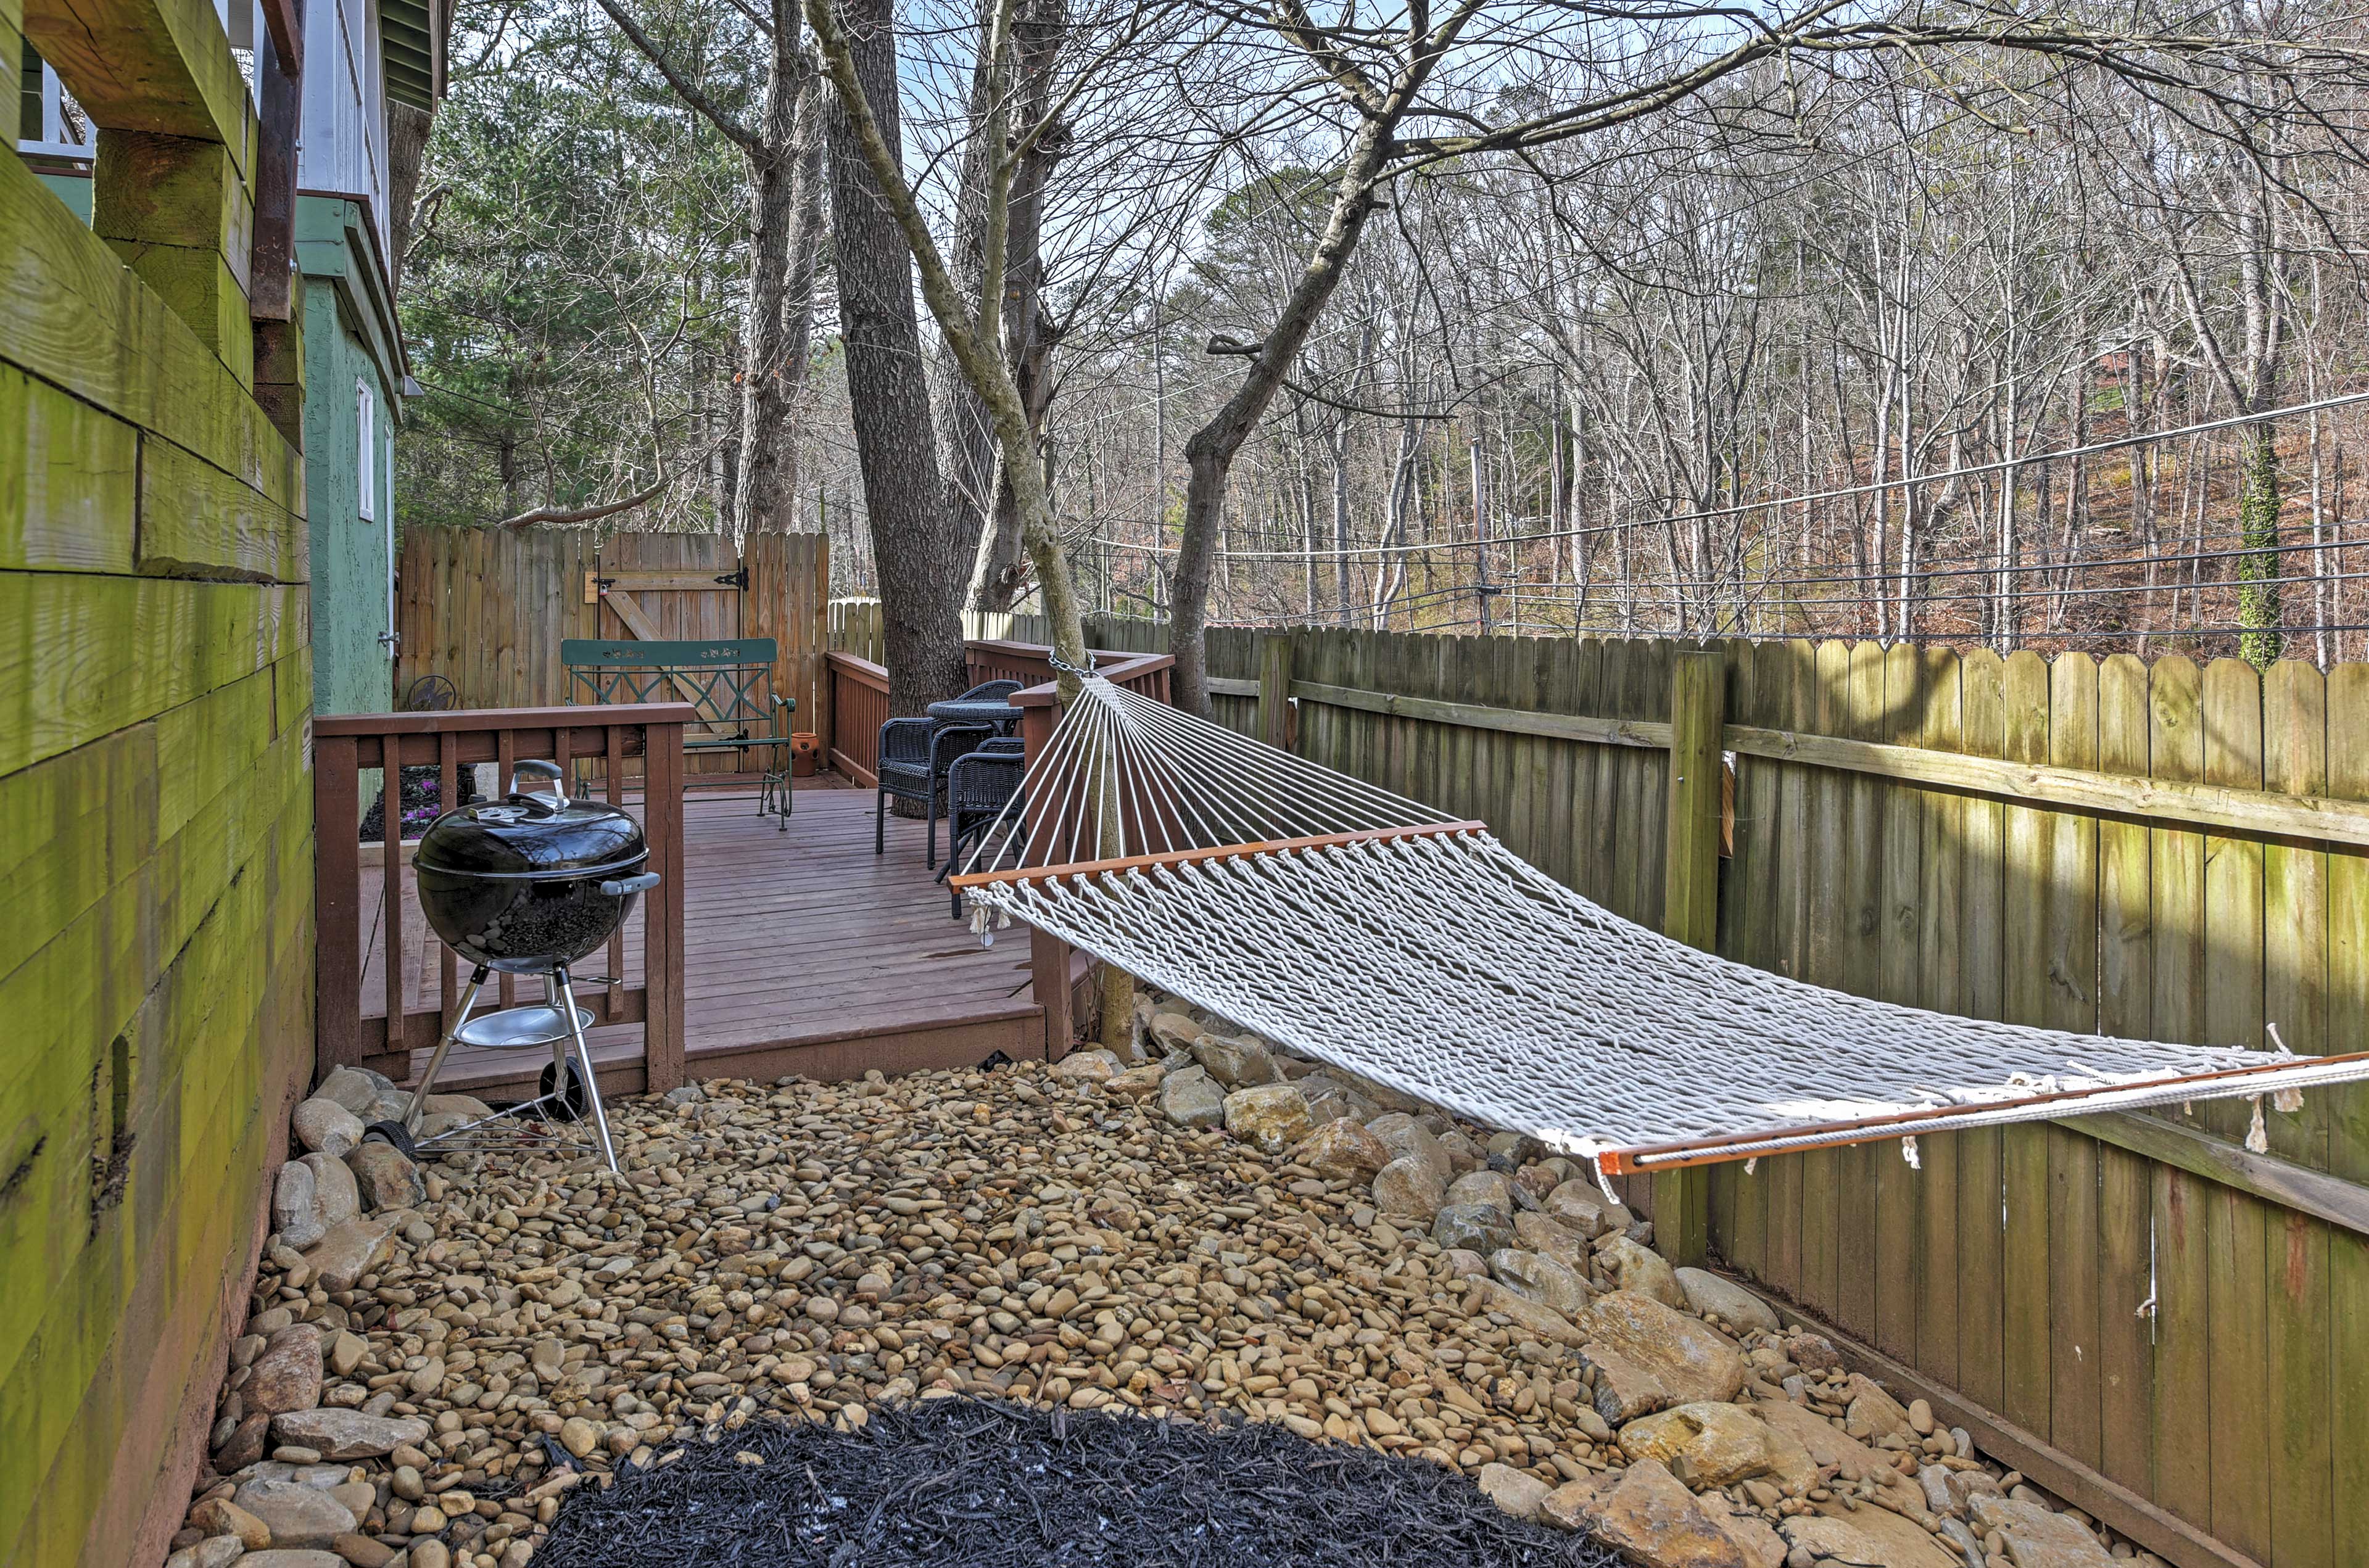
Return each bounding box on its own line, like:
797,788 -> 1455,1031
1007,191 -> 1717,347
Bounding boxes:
562,638 -> 796,827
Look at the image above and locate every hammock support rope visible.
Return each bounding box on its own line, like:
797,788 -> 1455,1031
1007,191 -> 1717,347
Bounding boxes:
951,675 -> 2369,1178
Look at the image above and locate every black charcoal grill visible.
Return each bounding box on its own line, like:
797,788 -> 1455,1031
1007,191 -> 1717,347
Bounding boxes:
400,761 -> 658,1171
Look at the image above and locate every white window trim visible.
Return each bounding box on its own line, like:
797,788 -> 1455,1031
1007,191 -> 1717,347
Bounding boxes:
356,380 -> 377,521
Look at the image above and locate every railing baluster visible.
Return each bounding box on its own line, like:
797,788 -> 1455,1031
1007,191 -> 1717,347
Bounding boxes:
439,732 -> 458,1026
606,724 -> 627,1018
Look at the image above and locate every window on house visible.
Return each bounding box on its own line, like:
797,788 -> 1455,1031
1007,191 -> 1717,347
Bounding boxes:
357,381 -> 376,521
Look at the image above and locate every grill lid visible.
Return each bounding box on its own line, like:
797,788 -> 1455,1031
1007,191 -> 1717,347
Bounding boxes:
414,761 -> 647,880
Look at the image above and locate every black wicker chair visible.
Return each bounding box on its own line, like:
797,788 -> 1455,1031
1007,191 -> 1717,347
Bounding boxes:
940,739 -> 1028,915
874,683 -> 1026,866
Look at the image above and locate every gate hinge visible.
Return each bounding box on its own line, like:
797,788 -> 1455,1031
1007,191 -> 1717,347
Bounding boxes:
715,567 -> 750,590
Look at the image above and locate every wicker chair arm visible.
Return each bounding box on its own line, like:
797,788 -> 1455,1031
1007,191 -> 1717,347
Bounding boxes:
879,716 -> 938,764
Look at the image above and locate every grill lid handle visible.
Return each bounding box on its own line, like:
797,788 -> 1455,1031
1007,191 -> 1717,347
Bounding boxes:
508,759 -> 569,816
598,872 -> 662,896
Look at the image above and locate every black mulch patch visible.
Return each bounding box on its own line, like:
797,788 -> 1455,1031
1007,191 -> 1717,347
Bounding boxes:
535,1397 -> 1623,1567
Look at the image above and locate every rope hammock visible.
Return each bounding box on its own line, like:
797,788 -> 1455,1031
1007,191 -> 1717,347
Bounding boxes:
949,674 -> 2369,1181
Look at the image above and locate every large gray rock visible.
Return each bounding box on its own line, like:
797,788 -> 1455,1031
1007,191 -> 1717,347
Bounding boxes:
1489,1248 -> 1593,1316
1365,1113 -> 1452,1183
344,1140 -> 424,1212
1431,1202 -> 1514,1255
1371,1155 -> 1447,1220
1545,1179 -> 1627,1239
1445,1169 -> 1516,1215
297,1216 -> 392,1293
1597,1234 -> 1689,1308
1967,1494 -> 2120,1568
1578,1290 -> 1748,1422
232,1479 -> 357,1549
1478,1462 -> 1552,1522
239,1554 -> 353,1568
246,1322 -> 324,1416
1674,1268 -> 1779,1334
1513,1210 -> 1594,1273
272,1153 -> 358,1250
1192,1035 -> 1283,1089
270,1408 -> 430,1461
310,1068 -> 382,1116
291,1097 -> 364,1157
1158,1063 -> 1226,1128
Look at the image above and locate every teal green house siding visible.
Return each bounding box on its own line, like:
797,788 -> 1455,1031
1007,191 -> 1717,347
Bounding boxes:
298,195 -> 405,717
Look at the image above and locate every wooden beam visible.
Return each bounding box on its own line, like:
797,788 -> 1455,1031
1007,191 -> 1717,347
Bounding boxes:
1722,723 -> 2369,848
1205,677 -> 1260,698
1291,680 -> 1676,750
26,0 -> 254,170
2062,1108 -> 2369,1240
1287,679 -> 2369,848
1032,925 -> 1074,1060
1753,1287 -> 2265,1568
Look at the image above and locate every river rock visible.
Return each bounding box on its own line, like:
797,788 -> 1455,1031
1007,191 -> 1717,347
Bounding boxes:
189,1495 -> 273,1549
165,1537 -> 248,1568
1479,1461 -> 1552,1522
291,1097 -> 364,1158
213,1413 -> 271,1471
1694,1492 -> 1785,1568
1752,1398 -> 1891,1485
1193,1035 -> 1283,1089
1221,1084 -> 1310,1154
1106,1063 -> 1167,1100
1489,1248 -> 1593,1316
1431,1202 -> 1514,1255
1445,1169 -> 1516,1215
1541,1458 -> 1747,1567
299,1216 -> 391,1293
1545,1179 -> 1626,1239
239,1554 -> 350,1568
1618,1402 -> 1777,1487
1158,1063 -> 1226,1128
1145,1007 -> 1207,1055
1579,1290 -> 1747,1421
1050,1049 -> 1120,1082
344,1141 -> 424,1212
1674,1268 -> 1779,1333
1782,1508 -> 1962,1568
1371,1155 -> 1446,1219
231,1480 -> 356,1550
1841,1371 -> 1912,1440
1366,1113 -> 1452,1182
1967,1494 -> 2119,1568
246,1322 -> 325,1416
269,1408 -> 428,1461
312,1068 -> 382,1116
1291,1118 -> 1390,1181
1513,1210 -> 1594,1272
1597,1234 -> 1689,1307
272,1153 -> 358,1251
1469,1279 -> 1587,1345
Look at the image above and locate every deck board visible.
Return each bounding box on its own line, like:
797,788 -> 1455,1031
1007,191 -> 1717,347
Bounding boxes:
354,783 -> 1066,1095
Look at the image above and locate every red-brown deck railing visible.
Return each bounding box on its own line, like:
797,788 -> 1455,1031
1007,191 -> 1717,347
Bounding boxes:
313,704 -> 692,1092
824,650 -> 891,784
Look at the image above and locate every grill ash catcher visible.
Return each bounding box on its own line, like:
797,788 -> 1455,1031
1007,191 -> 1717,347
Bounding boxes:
401,760 -> 658,1172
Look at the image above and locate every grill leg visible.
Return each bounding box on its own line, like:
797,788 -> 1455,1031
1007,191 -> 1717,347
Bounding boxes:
402,966 -> 489,1134
552,967 -> 619,1173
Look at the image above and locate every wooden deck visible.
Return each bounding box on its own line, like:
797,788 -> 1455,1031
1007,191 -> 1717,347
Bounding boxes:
359,781 -> 1078,1097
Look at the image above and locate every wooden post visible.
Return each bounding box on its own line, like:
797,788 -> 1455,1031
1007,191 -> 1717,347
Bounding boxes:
643,719 -> 688,1092
1032,925 -> 1075,1060
313,734 -> 363,1084
1258,632 -> 1294,751
1655,649 -> 1725,1265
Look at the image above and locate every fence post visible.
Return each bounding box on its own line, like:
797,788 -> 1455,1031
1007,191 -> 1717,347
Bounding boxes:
1259,632 -> 1294,751
1654,649 -> 1726,1265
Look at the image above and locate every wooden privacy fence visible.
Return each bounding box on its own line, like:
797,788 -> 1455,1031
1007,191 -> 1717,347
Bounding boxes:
312,706 -> 692,1093
1178,624 -> 2369,1568
398,529 -> 829,774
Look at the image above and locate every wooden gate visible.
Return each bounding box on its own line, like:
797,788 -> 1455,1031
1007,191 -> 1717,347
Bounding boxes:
397,529 -> 830,771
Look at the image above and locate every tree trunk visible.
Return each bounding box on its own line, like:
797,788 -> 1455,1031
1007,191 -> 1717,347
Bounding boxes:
734,27 -> 817,538
2238,420 -> 2283,667
827,0 -> 969,714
